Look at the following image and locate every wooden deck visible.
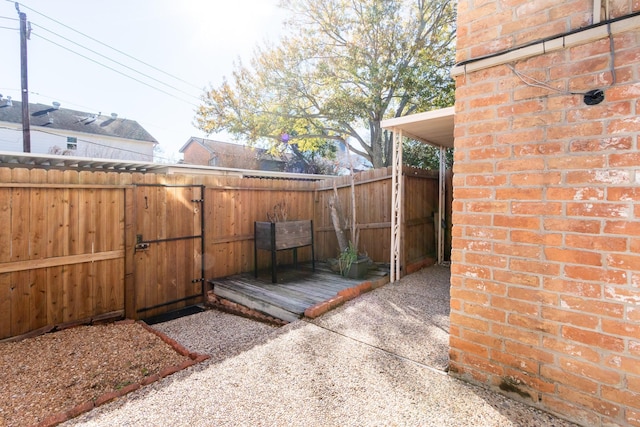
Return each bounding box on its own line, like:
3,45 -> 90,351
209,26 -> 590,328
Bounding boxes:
210,262 -> 389,322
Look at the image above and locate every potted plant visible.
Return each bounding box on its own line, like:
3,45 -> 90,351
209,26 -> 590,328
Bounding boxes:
338,241 -> 368,279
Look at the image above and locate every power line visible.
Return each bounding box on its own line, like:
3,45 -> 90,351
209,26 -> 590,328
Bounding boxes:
31,22 -> 201,102
31,32 -> 200,108
14,2 -> 204,91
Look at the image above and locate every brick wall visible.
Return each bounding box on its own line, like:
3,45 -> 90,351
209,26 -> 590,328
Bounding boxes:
451,2 -> 640,426
182,141 -> 212,166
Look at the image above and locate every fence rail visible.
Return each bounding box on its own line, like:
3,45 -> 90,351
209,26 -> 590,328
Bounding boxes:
0,164 -> 448,340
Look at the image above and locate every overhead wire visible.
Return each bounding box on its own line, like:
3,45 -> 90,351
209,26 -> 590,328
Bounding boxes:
30,32 -> 200,108
3,2 -> 206,157
14,1 -> 204,91
31,22 -> 201,102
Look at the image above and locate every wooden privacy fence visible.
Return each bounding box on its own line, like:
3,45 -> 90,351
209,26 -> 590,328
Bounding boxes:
0,164 -> 448,340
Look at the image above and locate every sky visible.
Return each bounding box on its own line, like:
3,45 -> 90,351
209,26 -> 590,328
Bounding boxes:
0,0 -> 288,162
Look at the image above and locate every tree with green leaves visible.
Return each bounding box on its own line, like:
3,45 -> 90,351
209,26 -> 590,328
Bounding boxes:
196,0 -> 456,169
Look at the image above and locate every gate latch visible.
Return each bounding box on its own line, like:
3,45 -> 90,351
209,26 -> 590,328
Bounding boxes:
135,234 -> 150,251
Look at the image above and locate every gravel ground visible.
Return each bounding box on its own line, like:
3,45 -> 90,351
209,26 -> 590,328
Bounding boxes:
64,265 -> 578,427
311,265 -> 451,370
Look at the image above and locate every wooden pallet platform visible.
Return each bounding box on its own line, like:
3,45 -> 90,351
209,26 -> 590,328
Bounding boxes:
211,262 -> 389,322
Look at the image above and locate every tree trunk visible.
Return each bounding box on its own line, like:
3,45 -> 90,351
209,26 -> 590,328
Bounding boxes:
328,195 -> 349,254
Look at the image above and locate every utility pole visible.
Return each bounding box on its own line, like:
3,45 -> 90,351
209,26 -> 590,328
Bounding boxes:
17,3 -> 30,152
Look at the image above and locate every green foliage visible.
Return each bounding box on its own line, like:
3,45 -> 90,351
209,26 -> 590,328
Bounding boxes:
403,141 -> 454,170
338,241 -> 359,276
196,0 -> 456,169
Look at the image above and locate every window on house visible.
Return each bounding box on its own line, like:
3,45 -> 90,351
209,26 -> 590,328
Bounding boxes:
66,137 -> 77,150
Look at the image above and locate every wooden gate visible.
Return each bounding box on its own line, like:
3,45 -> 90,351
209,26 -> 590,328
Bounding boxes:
132,184 -> 204,319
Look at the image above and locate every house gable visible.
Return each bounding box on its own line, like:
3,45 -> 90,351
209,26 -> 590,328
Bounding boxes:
180,137 -> 286,171
0,100 -> 157,161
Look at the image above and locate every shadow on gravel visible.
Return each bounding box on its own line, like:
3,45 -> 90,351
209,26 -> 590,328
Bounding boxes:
310,264 -> 451,370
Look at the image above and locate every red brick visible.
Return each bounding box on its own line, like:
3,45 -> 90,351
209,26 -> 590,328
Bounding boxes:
451,261 -> 493,279
542,337 -> 600,363
496,158 -> 545,172
562,326 -> 625,352
556,386 -> 621,417
511,230 -> 562,246
497,129 -> 545,146
541,306 -> 599,330
605,354 -> 640,376
452,213 -> 492,226
561,297 -> 624,319
450,312 -> 490,333
466,303 -> 506,322
461,329 -> 504,349
464,278 -> 507,295
607,187 -> 640,202
565,265 -> 628,285
492,323 -> 540,346
627,409 -> 640,427
510,259 -> 560,276
544,247 -> 602,266
491,349 -> 540,375
94,390 -> 120,407
508,314 -> 558,334
494,215 -> 540,229
543,277 -> 602,299
541,395 -> 600,427
450,288 -> 489,304
607,117 -> 640,134
543,218 -> 601,233
510,171 -> 562,185
570,137 -> 632,152
466,174 -> 507,186
547,154 -> 606,170
607,253 -> 640,270
454,187 -> 493,199
610,152 -> 640,167
461,352 -> 505,376
566,170 -> 632,186
159,364 -> 182,378
493,243 -> 541,259
629,375 -> 640,393
566,202 -> 631,218
66,400 -> 95,419
495,187 -> 542,200
494,270 -> 540,287
565,234 -> 628,252
546,186 -> 605,201
465,252 -> 507,268
508,287 -> 557,305
547,121 -> 604,140
540,366 -> 598,394
450,336 -> 489,358
511,202 -> 562,215
558,357 -> 622,385
464,226 -> 508,241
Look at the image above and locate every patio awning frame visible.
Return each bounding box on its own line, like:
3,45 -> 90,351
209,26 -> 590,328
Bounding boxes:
381,107 -> 455,282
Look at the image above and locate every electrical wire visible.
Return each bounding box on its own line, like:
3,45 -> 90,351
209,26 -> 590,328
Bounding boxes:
0,24 -> 16,30
31,22 -> 201,102
30,32 -> 200,108
13,2 -> 204,91
507,22 -> 617,98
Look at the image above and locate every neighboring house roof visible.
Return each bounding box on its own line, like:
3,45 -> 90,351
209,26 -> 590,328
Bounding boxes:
0,100 -> 157,144
180,137 -> 286,163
